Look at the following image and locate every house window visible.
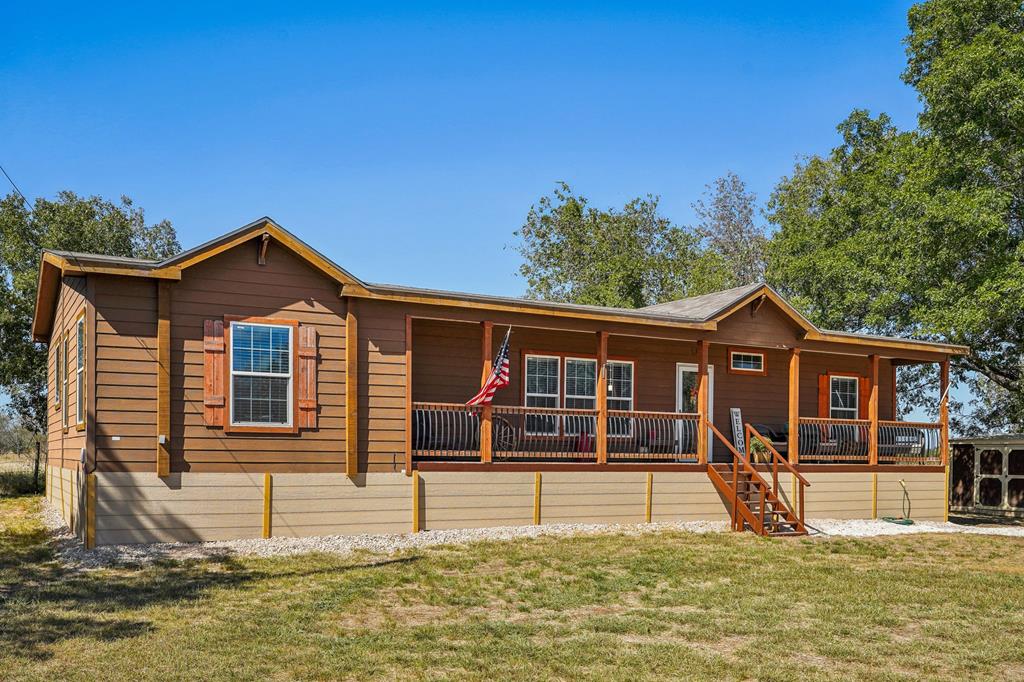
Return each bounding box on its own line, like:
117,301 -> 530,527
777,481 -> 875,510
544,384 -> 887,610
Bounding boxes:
729,349 -> 766,375
564,358 -> 597,435
830,376 -> 859,419
75,315 -> 85,427
54,343 -> 61,408
607,360 -> 634,436
230,322 -> 293,427
62,332 -> 69,429
525,354 -> 559,435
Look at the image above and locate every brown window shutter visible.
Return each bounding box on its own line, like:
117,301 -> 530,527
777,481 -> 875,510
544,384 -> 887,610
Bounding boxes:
817,374 -> 829,418
203,319 -> 225,426
296,325 -> 318,429
858,377 -> 870,420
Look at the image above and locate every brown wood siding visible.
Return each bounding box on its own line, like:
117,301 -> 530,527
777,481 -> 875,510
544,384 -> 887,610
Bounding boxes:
47,276 -> 87,470
93,276 -> 158,472
168,241 -> 346,473
357,300 -> 408,472
85,247 -> 918,477
711,300 -> 802,347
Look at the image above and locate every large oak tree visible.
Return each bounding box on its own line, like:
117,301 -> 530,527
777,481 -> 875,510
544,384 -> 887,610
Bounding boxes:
767,0 -> 1024,433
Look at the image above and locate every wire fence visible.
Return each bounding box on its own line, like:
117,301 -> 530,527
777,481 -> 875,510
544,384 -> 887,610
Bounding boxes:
0,441 -> 46,497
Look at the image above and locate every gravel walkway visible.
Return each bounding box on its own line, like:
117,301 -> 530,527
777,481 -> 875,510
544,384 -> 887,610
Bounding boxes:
38,500 -> 1024,571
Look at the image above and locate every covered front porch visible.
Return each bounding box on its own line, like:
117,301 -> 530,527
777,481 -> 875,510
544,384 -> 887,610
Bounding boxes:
402,317 -> 951,472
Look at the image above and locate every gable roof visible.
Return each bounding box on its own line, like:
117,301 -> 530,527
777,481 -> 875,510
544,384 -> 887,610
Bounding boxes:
30,217 -> 969,357
643,283 -> 816,332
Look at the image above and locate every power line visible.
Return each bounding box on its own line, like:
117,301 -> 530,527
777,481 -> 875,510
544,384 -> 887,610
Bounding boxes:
0,163 -> 31,208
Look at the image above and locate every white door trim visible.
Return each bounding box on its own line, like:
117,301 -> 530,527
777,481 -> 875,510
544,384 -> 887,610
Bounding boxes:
676,362 -> 714,460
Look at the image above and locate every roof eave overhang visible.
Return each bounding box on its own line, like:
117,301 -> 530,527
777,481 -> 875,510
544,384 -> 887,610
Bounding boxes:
350,286 -> 719,331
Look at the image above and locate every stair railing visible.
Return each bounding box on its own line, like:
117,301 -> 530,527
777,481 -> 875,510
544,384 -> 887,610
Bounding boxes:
745,424 -> 810,531
707,421 -> 767,534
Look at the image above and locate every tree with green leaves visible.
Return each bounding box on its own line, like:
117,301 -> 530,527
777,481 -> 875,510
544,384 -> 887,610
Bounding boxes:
514,177 -> 766,309
0,191 -> 180,434
514,183 -> 701,308
767,0 -> 1024,433
692,171 -> 768,289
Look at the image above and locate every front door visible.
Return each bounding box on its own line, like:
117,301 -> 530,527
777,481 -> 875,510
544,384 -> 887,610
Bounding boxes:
676,363 -> 715,461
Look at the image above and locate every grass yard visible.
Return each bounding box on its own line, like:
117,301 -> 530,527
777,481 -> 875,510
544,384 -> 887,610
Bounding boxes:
3,497 -> 1024,681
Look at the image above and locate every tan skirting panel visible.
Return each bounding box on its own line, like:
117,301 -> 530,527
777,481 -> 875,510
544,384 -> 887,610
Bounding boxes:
47,465 -> 83,536
877,471 -> 945,521
272,473 -> 412,537
94,471 -> 264,545
540,471 -> 649,525
800,471 -> 874,519
650,472 -> 732,523
419,471 -> 535,530
83,468 -> 948,546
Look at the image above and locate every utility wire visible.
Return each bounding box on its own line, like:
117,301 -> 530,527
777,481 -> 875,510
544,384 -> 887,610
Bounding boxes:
0,163 -> 31,208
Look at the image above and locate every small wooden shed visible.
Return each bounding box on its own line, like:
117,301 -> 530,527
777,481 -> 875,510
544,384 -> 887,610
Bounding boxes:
950,434 -> 1024,516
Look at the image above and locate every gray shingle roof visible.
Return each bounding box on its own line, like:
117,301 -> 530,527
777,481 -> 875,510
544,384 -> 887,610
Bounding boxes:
641,283 -> 765,321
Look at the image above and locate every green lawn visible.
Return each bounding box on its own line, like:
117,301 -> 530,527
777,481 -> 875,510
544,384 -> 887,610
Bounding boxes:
2,497 -> 1024,681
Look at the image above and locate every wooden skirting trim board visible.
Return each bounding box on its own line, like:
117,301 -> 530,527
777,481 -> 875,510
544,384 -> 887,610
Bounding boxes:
413,462 -> 946,474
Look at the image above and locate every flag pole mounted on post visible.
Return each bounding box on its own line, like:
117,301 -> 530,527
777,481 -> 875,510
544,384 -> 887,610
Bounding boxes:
467,326 -> 512,407
468,326 -> 511,463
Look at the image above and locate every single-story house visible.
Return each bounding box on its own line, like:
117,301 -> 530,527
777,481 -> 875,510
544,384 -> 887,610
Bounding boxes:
34,218 -> 966,546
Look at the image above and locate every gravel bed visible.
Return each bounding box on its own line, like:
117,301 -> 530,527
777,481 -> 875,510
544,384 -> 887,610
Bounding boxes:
809,518 -> 1024,538
38,500 -> 1024,571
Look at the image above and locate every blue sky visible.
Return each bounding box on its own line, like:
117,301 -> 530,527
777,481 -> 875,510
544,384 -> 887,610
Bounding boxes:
3,2 -> 951,417
3,2 -> 921,294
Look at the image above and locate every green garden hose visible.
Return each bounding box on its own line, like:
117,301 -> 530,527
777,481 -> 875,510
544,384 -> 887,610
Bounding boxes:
882,479 -> 914,525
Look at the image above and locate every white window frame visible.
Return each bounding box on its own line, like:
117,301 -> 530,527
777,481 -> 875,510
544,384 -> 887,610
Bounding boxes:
524,354 -> 560,436
229,321 -> 294,428
729,350 -> 765,374
564,357 -> 597,436
829,375 -> 859,420
606,360 -> 635,438
75,316 -> 85,427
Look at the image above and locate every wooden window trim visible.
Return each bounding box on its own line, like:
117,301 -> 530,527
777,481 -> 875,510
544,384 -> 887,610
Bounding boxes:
727,347 -> 767,376
74,307 -> 86,431
53,342 -> 61,410
62,330 -> 70,433
827,372 -> 861,420
223,315 -> 300,435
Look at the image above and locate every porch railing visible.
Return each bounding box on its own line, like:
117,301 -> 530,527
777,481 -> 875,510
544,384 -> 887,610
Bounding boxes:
796,417 -> 872,464
490,405 -> 599,461
878,420 -> 942,465
412,403 -> 699,463
607,410 -> 700,462
411,402 -> 481,460
412,403 -> 944,466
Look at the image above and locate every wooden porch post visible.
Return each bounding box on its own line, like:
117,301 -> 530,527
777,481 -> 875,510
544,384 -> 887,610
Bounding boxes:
868,354 -> 879,466
156,281 -> 171,478
596,331 -> 609,464
697,340 -> 709,465
345,299 -> 359,477
787,348 -> 800,465
939,359 -> 950,466
404,315 -> 413,474
480,321 -> 493,463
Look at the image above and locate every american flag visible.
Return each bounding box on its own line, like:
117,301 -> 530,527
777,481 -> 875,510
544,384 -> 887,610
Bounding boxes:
467,326 -> 511,406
